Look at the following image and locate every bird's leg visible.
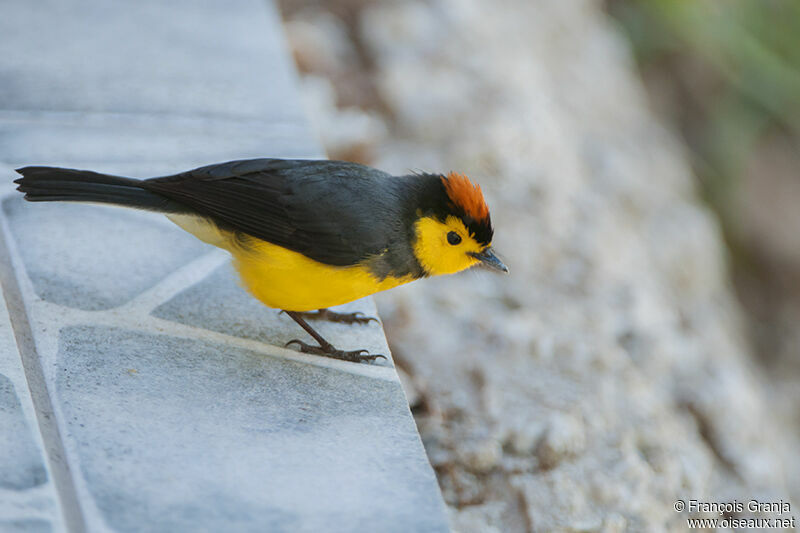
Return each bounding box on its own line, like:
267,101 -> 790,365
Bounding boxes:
284,308 -> 379,325
282,311 -> 386,363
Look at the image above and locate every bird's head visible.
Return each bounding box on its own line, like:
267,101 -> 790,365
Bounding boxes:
412,172 -> 507,277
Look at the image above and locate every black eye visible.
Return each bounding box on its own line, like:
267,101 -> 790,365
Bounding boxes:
447,231 -> 462,245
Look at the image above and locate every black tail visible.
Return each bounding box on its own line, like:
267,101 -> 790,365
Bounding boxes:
14,166 -> 186,213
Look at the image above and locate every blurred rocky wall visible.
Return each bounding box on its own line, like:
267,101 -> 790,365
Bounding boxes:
277,0 -> 795,530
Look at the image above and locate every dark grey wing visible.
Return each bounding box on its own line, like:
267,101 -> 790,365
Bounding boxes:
142,158 -> 401,266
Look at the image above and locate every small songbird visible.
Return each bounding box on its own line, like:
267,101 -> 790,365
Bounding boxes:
14,159 -> 507,362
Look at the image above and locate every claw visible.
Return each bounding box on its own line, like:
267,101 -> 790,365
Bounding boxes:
284,339 -> 386,364
361,353 -> 388,362
354,312 -> 380,325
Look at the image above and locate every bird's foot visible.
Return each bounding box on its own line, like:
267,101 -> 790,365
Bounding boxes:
285,339 -> 386,363
283,308 -> 379,325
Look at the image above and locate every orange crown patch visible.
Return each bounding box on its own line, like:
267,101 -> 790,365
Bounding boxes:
441,172 -> 490,222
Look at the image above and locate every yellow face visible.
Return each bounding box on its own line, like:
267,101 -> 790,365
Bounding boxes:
413,215 -> 486,276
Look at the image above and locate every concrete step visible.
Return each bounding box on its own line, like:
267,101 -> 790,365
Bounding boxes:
0,1 -> 449,531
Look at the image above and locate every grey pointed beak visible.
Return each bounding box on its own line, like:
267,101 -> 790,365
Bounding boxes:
469,247 -> 509,274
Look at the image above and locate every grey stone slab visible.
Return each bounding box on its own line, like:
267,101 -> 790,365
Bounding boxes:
0,375 -> 47,490
0,282 -> 61,528
56,325 -> 447,533
3,197 -> 208,311
0,0 -> 450,529
0,520 -> 52,533
0,0 -> 305,123
0,111 -> 320,170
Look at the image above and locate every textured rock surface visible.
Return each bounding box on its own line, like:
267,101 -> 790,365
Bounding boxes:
279,0 -> 797,530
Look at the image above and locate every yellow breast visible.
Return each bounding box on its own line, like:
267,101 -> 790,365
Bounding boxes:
233,238 -> 414,311
168,214 -> 414,312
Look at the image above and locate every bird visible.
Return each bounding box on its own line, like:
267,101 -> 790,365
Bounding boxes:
14,158 -> 507,363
